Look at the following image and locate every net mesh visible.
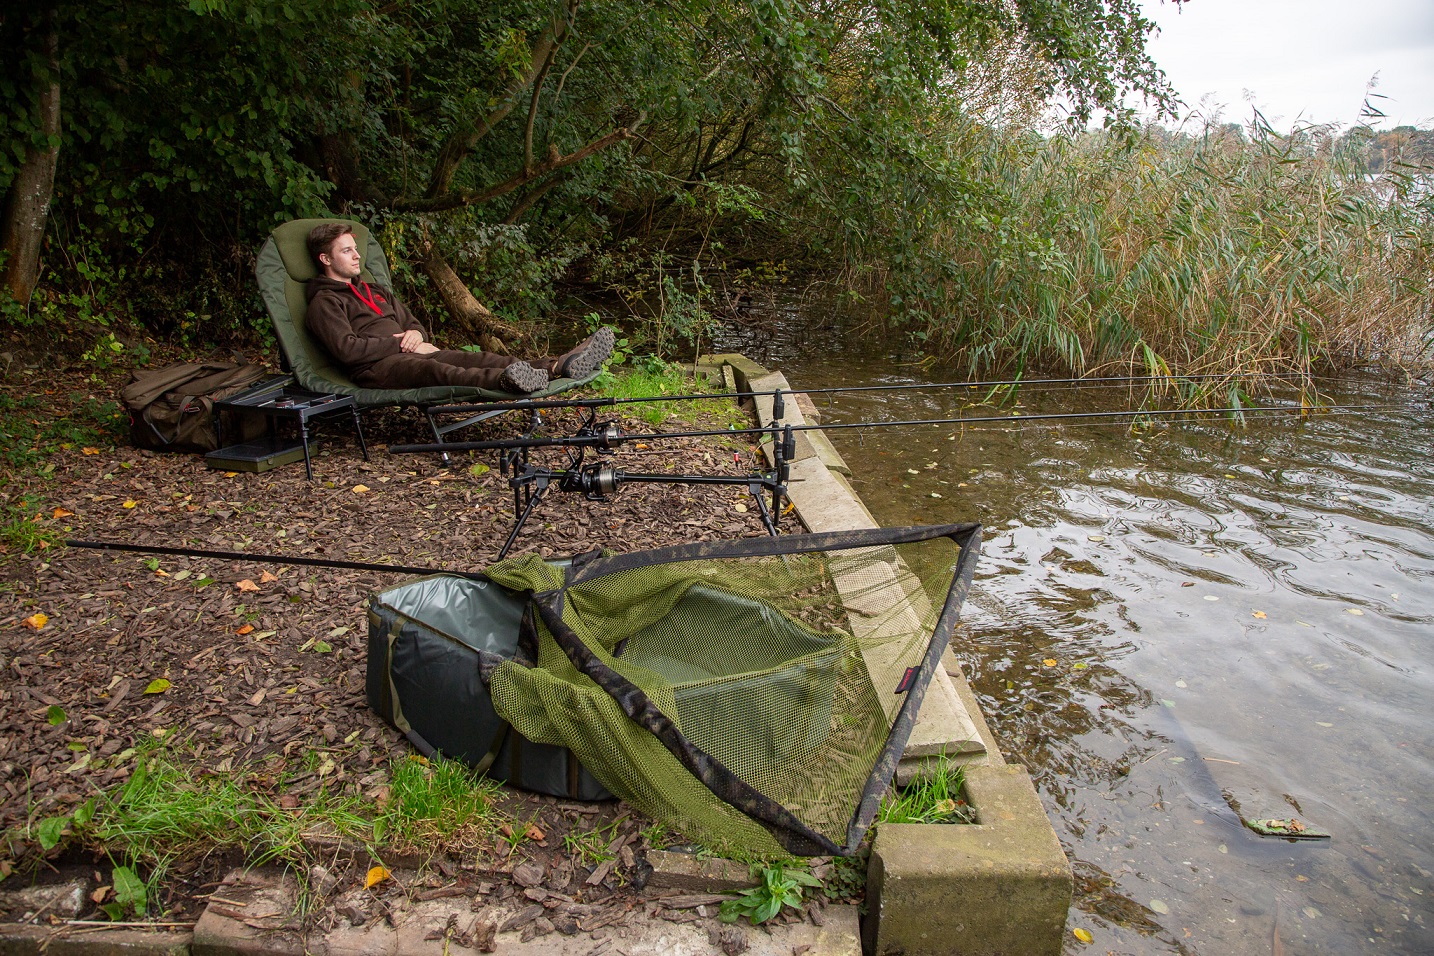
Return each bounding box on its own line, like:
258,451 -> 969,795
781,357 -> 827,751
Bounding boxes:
487,525 -> 980,856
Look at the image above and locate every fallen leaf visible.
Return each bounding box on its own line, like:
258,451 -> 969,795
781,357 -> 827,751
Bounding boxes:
81,447 -> 99,456
122,500 -> 137,509
22,613 -> 48,630
1042,658 -> 1057,667
236,579 -> 261,593
468,462 -> 490,477
929,492 -> 942,498
1252,610 -> 1267,619
365,866 -> 391,889
733,502 -> 748,513
352,484 -> 370,494
313,640 -> 333,654
1087,534 -> 1105,542
52,508 -> 74,519
236,624 -> 254,635
46,705 -> 67,725
1345,608 -> 1364,616
1150,899 -> 1170,915
1073,927 -> 1093,943
259,570 -> 278,584
143,679 -> 171,695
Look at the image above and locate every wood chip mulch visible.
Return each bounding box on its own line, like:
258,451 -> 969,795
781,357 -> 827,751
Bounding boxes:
0,367 -> 799,924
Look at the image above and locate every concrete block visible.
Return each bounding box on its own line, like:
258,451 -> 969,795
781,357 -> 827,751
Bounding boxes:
645,849 -> 758,893
864,766 -> 1071,956
192,869 -> 303,956
0,926 -> 192,956
804,428 -> 851,476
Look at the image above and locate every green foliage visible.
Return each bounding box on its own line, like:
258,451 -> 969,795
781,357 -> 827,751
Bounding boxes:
591,358 -> 739,427
563,818 -> 621,867
104,864 -> 149,920
719,862 -> 822,925
0,393 -> 124,474
2,0 -> 1175,356
376,755 -> 504,848
860,113 -> 1434,387
878,760 -> 972,825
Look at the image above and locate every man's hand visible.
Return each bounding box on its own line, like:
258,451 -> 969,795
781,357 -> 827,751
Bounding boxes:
412,342 -> 439,354
394,330 -> 427,352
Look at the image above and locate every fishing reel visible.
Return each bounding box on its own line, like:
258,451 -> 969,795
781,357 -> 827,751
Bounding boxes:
575,418 -> 626,451
559,461 -> 623,501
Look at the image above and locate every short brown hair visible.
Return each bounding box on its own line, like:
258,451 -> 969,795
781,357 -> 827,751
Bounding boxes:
306,222 -> 354,269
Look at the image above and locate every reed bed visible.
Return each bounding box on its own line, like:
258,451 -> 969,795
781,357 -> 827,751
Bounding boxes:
884,118 -> 1434,398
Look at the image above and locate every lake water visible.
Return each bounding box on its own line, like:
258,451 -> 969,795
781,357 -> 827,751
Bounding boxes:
713,307 -> 1434,954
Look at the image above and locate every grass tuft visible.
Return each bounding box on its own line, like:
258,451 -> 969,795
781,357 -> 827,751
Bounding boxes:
878,760 -> 972,825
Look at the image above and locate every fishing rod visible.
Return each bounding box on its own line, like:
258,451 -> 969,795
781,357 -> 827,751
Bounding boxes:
491,410 -> 796,557
394,400 -> 1399,456
427,370 -> 1314,416
406,397 -> 1399,556
65,540 -> 483,579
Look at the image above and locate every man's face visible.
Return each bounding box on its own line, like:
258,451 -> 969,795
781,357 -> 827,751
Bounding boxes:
321,234 -> 362,281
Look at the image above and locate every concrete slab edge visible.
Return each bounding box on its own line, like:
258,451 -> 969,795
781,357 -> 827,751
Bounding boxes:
689,355 -> 1072,956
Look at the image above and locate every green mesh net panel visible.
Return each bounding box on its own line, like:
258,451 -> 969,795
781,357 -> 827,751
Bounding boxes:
483,524 -> 981,856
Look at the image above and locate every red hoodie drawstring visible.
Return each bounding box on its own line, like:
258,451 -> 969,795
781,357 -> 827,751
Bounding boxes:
351,282 -> 387,315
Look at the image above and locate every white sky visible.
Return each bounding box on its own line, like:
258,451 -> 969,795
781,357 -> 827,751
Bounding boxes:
1138,0 -> 1434,129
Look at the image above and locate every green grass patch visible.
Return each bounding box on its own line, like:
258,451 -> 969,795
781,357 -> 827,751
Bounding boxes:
878,760 -> 972,825
591,357 -> 746,428
12,740 -> 518,913
0,493 -> 62,553
0,393 -> 125,471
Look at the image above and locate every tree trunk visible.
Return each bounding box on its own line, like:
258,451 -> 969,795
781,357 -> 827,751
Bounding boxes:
419,249 -> 524,352
0,11 -> 60,305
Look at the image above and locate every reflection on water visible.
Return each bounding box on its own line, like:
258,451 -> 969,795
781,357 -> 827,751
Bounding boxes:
714,306 -> 1434,954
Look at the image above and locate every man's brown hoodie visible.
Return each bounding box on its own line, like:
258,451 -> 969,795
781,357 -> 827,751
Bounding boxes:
305,275 -> 426,377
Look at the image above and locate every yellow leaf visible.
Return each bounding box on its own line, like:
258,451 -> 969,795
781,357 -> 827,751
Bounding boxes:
365,866 -> 391,889
236,579 -> 261,593
259,570 -> 278,584
143,678 -> 171,695
236,624 -> 254,635
22,613 -> 48,630
1042,658 -> 1057,667
1073,927 -> 1093,943
122,500 -> 138,509
352,484 -> 370,494
1252,610 -> 1267,619
52,508 -> 74,519
81,447 -> 99,456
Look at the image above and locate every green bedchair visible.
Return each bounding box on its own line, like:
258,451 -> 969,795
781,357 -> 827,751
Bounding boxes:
254,218 -> 598,446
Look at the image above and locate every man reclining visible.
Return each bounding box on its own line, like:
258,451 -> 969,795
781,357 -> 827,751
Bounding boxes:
305,222 -> 613,394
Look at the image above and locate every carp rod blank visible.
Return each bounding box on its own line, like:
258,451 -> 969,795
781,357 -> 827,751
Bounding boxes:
425,371 -> 1316,416
392,401 -> 1400,456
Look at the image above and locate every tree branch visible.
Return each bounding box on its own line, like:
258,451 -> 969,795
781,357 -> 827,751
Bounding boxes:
396,117 -> 643,214
423,0 -> 579,200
